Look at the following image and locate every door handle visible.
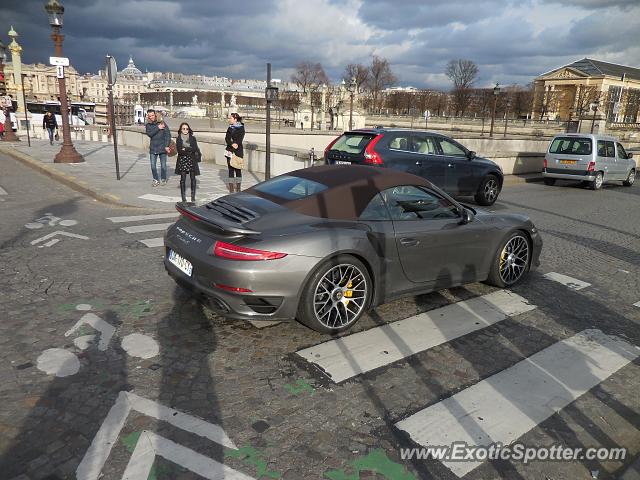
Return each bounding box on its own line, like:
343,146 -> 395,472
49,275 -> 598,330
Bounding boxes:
447,163 -> 454,168
400,238 -> 419,247
415,160 -> 423,166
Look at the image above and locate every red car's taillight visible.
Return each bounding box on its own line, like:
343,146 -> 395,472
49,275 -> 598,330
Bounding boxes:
363,134 -> 384,165
324,135 -> 340,161
587,161 -> 596,172
212,241 -> 287,261
214,283 -> 252,293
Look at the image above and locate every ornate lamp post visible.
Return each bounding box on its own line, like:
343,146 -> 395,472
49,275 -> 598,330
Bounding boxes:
45,0 -> 84,163
347,77 -> 356,131
590,100 -> 600,133
0,40 -> 18,141
489,83 -> 500,137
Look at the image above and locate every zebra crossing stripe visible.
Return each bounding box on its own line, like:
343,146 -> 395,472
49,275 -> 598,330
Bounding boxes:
0,186 -> 7,195
395,329 -> 639,478
121,223 -> 174,234
543,272 -> 591,290
106,213 -> 177,223
296,290 -> 535,383
139,238 -> 165,248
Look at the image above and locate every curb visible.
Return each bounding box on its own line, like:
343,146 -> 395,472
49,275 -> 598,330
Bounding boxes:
0,146 -> 165,211
502,174 -> 544,186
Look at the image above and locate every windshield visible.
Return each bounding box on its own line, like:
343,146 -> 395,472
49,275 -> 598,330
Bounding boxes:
330,133 -> 375,155
253,175 -> 328,201
549,137 -> 592,155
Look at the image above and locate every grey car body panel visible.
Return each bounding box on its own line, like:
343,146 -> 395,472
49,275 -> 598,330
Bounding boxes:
164,174 -> 542,323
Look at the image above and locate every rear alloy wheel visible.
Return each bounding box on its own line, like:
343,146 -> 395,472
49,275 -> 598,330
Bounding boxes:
298,255 -> 371,333
623,169 -> 636,187
487,232 -> 531,288
475,175 -> 500,206
543,178 -> 556,186
589,171 -> 604,190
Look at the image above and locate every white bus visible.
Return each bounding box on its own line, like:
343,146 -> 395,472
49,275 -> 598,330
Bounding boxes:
27,101 -> 96,128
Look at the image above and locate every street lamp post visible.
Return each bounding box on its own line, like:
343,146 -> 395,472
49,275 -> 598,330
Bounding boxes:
0,40 -> 18,141
590,101 -> 600,133
348,77 -> 356,131
45,0 -> 84,163
264,63 -> 278,180
489,83 -> 500,137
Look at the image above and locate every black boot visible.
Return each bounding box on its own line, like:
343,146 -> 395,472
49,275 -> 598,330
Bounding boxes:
180,177 -> 187,202
190,174 -> 197,202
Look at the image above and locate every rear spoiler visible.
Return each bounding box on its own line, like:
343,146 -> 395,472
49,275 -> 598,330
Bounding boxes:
175,203 -> 261,235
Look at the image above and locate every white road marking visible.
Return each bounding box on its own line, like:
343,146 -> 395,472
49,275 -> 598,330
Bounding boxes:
76,304 -> 92,311
634,301 -> 640,308
73,335 -> 96,351
64,312 -> 115,351
296,290 -> 536,383
121,333 -> 159,359
543,272 -> 591,290
122,430 -> 254,480
77,391 -> 243,480
395,329 -> 639,478
121,222 -> 173,234
36,348 -> 80,377
139,193 -> 184,203
107,212 -> 178,223
30,230 -> 90,246
0,186 -> 7,195
41,239 -> 60,248
139,237 -> 165,248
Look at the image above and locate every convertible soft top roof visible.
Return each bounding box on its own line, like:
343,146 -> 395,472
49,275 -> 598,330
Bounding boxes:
248,165 -> 435,220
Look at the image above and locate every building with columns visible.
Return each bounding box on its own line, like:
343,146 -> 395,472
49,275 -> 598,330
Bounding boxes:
532,58 -> 640,124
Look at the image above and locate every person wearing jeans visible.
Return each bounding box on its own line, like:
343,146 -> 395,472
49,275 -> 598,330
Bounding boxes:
145,109 -> 171,186
42,111 -> 58,145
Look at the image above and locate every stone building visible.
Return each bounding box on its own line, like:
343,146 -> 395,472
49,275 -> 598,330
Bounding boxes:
532,58 -> 640,124
4,62 -> 83,102
81,57 -> 148,103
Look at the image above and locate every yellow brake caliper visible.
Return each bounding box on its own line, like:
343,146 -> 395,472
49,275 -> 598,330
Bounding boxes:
500,247 -> 507,269
344,281 -> 353,306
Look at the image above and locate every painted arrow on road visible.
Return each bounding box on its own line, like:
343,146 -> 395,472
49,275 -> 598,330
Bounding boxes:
30,230 -> 90,248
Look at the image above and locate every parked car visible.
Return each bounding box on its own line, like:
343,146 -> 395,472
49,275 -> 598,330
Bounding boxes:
164,165 -> 542,333
324,128 -> 504,206
542,134 -> 636,190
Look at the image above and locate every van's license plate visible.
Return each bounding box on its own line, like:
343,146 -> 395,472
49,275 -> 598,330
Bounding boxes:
335,161 -> 351,165
559,160 -> 577,164
168,249 -> 193,277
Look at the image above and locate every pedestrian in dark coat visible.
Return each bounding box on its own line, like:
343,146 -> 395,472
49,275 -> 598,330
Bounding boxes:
42,111 -> 58,145
224,112 -> 245,193
145,109 -> 172,186
175,122 -> 201,203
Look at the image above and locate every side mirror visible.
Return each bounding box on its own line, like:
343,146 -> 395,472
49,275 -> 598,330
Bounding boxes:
466,150 -> 476,160
459,208 -> 474,225
628,152 -> 633,159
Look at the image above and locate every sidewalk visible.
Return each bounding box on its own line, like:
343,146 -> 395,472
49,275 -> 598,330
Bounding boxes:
0,138 -> 264,211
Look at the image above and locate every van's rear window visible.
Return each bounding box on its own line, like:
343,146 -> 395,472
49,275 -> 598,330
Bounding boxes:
330,133 -> 376,155
549,137 -> 592,155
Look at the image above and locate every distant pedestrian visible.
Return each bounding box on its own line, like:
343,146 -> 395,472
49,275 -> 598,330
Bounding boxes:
224,112 -> 245,193
175,122 -> 201,203
42,111 -> 58,145
145,109 -> 171,186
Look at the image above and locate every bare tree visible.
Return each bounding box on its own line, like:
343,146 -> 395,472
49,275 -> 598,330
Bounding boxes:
621,88 -> 640,123
278,91 -> 301,113
367,55 -> 397,113
572,85 -> 603,120
291,62 -> 329,94
445,59 -> 479,116
343,63 -> 369,93
537,89 -> 560,120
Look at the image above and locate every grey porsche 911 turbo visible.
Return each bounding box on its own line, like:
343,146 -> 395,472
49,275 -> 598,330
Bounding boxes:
164,165 -> 542,333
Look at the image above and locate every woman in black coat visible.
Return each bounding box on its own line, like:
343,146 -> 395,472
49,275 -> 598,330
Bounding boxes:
175,122 -> 201,203
224,112 -> 245,193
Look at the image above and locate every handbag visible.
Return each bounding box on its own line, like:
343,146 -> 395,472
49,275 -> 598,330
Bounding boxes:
230,153 -> 244,170
195,149 -> 202,163
167,141 -> 177,157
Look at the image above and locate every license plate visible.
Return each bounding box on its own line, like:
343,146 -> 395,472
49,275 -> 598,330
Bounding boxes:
335,160 -> 351,165
168,249 -> 193,277
559,160 -> 577,164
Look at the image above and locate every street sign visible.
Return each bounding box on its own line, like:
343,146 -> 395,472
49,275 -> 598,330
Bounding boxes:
105,55 -> 117,86
49,56 -> 69,67
56,65 -> 64,79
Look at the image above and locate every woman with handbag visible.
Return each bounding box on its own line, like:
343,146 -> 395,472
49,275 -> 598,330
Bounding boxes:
175,122 -> 201,203
224,112 -> 245,193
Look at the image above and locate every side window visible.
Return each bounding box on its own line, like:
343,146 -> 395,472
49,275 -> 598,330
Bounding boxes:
388,135 -> 411,152
597,140 -> 607,157
359,193 -> 391,221
437,137 -> 466,156
616,143 -> 628,160
382,186 -> 460,221
605,141 -> 615,158
412,135 -> 438,155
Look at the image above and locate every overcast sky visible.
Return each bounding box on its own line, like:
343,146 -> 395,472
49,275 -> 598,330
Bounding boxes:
1,0 -> 638,90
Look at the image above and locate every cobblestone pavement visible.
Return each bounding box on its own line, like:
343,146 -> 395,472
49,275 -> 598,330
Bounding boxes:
0,153 -> 638,480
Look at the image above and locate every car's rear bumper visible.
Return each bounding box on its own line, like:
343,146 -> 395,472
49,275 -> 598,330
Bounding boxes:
543,171 -> 595,181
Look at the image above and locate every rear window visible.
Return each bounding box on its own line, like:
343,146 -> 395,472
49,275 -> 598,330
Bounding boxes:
549,137 -> 592,155
330,133 -> 375,155
253,175 -> 328,201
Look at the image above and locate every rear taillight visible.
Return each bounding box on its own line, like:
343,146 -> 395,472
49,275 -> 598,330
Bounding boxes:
587,161 -> 596,172
214,283 -> 252,293
324,136 -> 340,161
543,158 -> 548,169
363,135 -> 384,165
176,204 -> 200,222
212,241 -> 287,261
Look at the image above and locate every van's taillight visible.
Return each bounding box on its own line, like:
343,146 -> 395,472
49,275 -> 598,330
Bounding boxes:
543,158 -> 548,169
212,241 -> 287,261
587,161 -> 596,172
324,136 -> 340,161
176,204 -> 200,222
363,135 -> 384,165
